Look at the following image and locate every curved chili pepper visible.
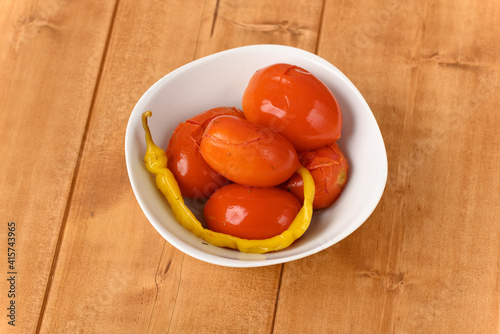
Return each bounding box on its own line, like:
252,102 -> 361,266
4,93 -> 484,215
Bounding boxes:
142,111 -> 315,254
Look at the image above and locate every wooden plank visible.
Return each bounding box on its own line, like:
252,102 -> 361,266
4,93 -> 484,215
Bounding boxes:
35,0 -> 206,332
38,0 -> 326,332
166,0 -> 325,333
274,0 -> 500,333
193,0 -> 324,58
166,257 -> 282,333
0,1 -> 117,332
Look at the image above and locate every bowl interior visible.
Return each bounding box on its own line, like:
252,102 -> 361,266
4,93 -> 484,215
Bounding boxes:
125,44 -> 387,267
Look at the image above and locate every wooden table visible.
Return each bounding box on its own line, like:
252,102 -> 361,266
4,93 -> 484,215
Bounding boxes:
2,0 -> 499,333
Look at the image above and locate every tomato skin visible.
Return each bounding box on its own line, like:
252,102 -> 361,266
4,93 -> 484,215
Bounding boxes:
187,106 -> 243,127
166,107 -> 244,198
204,184 -> 301,239
200,115 -> 300,187
285,142 -> 348,209
242,63 -> 342,151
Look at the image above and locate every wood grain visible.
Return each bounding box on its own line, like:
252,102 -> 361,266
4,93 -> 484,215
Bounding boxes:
194,0 -> 323,58
1,0 -> 498,332
167,1 -> 326,333
274,0 -> 500,333
36,0 -> 206,331
0,1 -> 117,332
39,0 -> 326,332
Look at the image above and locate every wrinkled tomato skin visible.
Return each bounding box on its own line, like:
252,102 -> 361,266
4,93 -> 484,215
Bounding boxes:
187,106 -> 243,127
204,184 -> 301,239
285,142 -> 348,209
200,115 -> 300,187
166,107 -> 244,198
242,63 -> 342,151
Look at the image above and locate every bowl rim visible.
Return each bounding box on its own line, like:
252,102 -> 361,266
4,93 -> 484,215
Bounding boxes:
125,44 -> 388,267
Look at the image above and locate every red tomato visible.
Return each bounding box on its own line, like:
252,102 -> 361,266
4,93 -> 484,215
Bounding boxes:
166,107 -> 244,198
204,184 -> 301,239
242,63 -> 342,151
200,115 -> 300,187
285,142 -> 348,209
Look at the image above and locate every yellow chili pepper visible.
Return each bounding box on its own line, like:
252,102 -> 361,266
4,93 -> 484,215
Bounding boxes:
142,111 -> 315,254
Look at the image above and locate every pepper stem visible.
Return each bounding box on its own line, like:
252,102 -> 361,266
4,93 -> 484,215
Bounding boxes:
142,111 -> 168,172
142,111 -> 154,146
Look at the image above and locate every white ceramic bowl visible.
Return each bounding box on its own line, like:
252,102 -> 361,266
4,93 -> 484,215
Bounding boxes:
125,44 -> 387,267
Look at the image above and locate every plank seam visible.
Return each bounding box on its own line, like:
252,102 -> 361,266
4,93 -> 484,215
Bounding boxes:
35,0 -> 122,332
210,0 -> 221,37
192,0 -> 210,60
165,256 -> 185,334
314,0 -> 328,55
146,243 -> 165,333
270,264 -> 285,334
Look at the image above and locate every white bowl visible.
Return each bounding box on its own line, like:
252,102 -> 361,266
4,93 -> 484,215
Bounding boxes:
125,44 -> 387,267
